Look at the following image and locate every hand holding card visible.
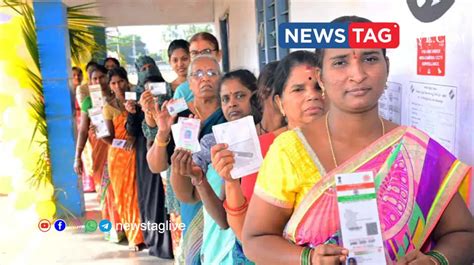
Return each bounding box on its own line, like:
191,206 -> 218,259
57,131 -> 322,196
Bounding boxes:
148,82 -> 167,96
88,108 -> 110,138
212,116 -> 263,179
112,139 -> 127,149
125,91 -> 137,101
171,117 -> 201,153
166,98 -> 189,116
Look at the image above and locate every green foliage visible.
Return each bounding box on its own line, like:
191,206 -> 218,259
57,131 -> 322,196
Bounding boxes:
3,1 -> 104,218
67,3 -> 105,65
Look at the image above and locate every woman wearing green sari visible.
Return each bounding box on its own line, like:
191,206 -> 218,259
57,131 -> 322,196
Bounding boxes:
243,16 -> 473,265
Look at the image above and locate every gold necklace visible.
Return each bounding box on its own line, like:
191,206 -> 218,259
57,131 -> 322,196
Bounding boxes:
326,112 -> 385,168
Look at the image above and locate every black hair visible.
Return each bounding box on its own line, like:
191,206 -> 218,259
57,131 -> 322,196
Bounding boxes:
86,60 -> 99,71
189,32 -> 220,51
107,67 -> 128,84
315,16 -> 387,69
144,75 -> 166,84
256,61 -> 279,107
273,50 -> 319,98
103,57 -> 120,68
72,66 -> 83,74
91,64 -> 108,75
218,69 -> 261,123
168,39 -> 190,58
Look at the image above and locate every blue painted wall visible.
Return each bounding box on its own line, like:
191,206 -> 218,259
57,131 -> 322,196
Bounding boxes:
33,0 -> 84,217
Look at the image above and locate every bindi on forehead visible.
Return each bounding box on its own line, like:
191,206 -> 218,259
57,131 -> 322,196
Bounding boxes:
304,66 -> 315,80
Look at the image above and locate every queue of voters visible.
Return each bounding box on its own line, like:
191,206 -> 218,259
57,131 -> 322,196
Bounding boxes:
69,16 -> 473,265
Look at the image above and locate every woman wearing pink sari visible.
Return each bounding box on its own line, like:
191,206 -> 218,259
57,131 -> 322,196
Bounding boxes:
243,16 -> 473,265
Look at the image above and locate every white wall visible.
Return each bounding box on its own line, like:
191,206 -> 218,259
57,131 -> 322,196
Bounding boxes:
290,0 -> 473,210
63,0 -> 215,26
214,0 -> 259,75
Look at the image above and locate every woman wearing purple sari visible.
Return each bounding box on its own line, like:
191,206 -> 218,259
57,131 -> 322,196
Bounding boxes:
243,16 -> 473,265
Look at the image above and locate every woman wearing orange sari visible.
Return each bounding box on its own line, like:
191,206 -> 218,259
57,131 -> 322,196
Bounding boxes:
102,67 -> 145,251
243,16 -> 473,265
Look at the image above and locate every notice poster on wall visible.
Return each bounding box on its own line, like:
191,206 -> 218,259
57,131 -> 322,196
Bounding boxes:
379,81 -> 402,124
408,82 -> 457,152
417,36 -> 446,76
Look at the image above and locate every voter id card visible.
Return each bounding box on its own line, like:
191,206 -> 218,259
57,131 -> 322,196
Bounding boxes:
167,98 -> 188,116
112,139 -> 127,149
125,91 -> 137,101
335,171 -> 386,265
148,82 -> 167,96
171,117 -> 201,153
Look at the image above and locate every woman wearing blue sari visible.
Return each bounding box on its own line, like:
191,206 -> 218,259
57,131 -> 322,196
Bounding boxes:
147,55 -> 225,264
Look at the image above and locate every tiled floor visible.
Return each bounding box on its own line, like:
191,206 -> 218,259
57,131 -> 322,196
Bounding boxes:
0,193 -> 174,265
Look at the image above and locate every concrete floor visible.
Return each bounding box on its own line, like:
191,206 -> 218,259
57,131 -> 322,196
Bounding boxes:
0,193 -> 174,265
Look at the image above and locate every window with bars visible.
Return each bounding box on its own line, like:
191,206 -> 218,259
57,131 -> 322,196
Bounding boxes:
256,0 -> 289,70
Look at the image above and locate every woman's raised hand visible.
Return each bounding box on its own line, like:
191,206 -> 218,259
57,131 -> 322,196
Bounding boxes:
211,143 -> 237,182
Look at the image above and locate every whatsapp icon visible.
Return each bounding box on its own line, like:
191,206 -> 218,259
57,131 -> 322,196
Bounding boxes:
84,220 -> 98,233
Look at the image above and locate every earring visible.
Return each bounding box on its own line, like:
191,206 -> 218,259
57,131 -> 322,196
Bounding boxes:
321,85 -> 326,98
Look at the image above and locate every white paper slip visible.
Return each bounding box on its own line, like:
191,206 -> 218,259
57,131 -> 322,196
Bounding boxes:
88,108 -> 110,138
148,82 -> 167,96
212,116 -> 263,179
167,98 -> 188,115
125,91 -> 137,101
335,171 -> 386,265
171,117 -> 201,153
89,84 -> 104,108
112,139 -> 127,149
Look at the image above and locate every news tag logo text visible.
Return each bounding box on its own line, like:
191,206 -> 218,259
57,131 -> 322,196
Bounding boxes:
279,22 -> 399,49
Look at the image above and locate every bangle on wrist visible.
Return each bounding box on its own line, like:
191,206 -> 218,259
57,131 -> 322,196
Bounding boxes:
300,247 -> 312,265
223,197 -> 248,213
426,250 -> 449,265
155,135 -> 170,147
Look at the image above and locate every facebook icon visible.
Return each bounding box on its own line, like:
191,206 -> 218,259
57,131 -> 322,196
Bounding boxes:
54,219 -> 67,232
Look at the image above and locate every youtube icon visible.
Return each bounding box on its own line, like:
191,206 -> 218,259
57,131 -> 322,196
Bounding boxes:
38,219 -> 51,232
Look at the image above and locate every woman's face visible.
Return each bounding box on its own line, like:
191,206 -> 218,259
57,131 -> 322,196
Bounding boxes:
109,75 -> 128,98
189,58 -> 220,100
105,60 -> 118,70
220,78 -> 253,121
189,39 -> 221,61
277,64 -> 325,128
72,70 -> 83,87
318,48 -> 389,113
91,71 -> 108,91
169,48 -> 190,78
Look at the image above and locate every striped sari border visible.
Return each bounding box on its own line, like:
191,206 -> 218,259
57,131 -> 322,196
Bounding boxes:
285,127 -> 407,241
416,160 -> 471,247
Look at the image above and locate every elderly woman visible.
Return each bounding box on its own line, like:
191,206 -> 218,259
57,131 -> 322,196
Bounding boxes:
147,55 -> 226,264
243,16 -> 474,265
173,32 -> 222,103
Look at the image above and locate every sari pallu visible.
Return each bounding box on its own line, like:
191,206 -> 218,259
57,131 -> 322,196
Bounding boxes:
107,110 -> 144,246
284,126 -> 472,262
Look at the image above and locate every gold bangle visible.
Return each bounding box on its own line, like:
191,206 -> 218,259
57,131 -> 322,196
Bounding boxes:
155,136 -> 170,147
